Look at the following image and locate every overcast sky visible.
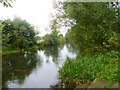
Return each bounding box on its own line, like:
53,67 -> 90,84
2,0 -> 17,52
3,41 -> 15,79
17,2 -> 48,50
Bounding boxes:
0,0 -> 67,36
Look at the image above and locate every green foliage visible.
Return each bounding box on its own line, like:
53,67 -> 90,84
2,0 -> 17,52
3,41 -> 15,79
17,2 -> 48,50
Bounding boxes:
54,2 -> 120,53
55,2 -> 120,87
42,30 -> 65,46
50,30 -> 59,45
58,34 -> 65,44
1,17 -> 37,52
59,50 -> 119,86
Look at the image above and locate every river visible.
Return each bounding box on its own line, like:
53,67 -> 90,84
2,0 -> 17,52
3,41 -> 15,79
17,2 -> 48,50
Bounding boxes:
2,44 -> 78,88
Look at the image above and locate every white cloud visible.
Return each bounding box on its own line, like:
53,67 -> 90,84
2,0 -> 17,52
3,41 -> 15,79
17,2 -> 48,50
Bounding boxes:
0,0 -> 55,36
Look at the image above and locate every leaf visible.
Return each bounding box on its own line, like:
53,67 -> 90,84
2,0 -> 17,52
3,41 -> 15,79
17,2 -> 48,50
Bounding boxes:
3,2 -> 8,7
8,3 -> 12,8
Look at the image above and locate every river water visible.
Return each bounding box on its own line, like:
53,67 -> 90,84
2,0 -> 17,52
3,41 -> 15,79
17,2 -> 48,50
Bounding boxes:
2,44 -> 78,88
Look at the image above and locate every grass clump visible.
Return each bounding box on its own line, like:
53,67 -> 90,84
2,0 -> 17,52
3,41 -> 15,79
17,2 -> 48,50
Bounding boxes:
59,50 -> 119,87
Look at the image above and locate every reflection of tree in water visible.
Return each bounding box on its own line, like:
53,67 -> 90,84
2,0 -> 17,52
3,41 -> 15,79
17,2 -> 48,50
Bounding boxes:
2,51 -> 41,88
43,46 -> 59,64
66,43 -> 77,53
50,77 -> 75,89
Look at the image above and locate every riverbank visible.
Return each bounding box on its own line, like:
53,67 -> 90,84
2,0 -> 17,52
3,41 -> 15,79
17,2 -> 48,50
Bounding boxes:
58,50 -> 119,87
2,46 -> 38,56
2,50 -> 20,56
2,44 -> 77,88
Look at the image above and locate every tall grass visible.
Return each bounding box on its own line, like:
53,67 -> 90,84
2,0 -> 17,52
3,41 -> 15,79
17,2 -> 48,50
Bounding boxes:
59,50 -> 119,86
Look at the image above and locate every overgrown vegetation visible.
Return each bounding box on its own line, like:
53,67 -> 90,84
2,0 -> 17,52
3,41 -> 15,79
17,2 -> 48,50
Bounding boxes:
53,1 -> 120,87
56,2 -> 120,53
59,50 -> 119,86
1,1 -> 120,88
1,17 -> 38,54
1,17 -> 65,54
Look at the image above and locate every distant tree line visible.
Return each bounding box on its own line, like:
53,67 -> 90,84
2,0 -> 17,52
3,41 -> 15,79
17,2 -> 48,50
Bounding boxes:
37,30 -> 65,47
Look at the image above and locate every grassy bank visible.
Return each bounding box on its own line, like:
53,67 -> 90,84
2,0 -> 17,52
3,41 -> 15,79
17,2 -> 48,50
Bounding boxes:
2,46 -> 38,56
2,50 -> 20,55
59,50 -> 119,87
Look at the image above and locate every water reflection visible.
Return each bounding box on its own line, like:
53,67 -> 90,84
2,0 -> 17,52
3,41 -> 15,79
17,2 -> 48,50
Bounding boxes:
2,44 -> 77,88
43,46 -> 59,64
2,51 -> 40,88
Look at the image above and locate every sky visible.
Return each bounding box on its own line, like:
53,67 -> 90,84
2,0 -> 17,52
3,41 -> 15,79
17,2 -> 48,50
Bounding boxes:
0,0 -> 67,36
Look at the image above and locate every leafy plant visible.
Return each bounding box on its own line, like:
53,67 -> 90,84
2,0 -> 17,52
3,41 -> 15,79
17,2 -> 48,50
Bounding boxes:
59,50 -> 119,86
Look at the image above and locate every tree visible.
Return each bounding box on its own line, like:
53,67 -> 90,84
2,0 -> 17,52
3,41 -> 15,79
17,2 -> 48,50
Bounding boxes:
0,0 -> 15,7
50,30 -> 59,45
53,2 -> 120,53
1,17 -> 37,51
43,30 -> 59,46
